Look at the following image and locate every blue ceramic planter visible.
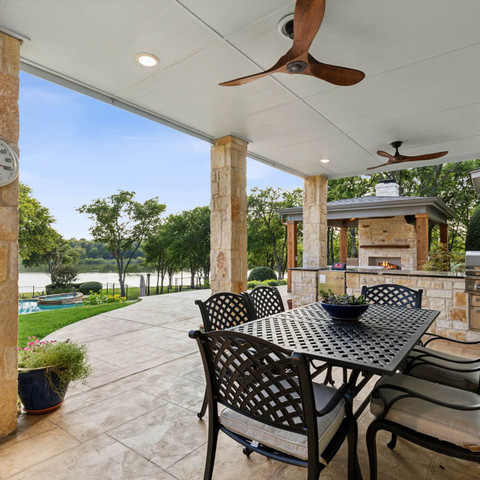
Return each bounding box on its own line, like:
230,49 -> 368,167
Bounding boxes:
320,302 -> 369,321
18,368 -> 69,414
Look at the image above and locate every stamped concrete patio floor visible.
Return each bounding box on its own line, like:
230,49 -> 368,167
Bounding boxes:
1,288 -> 479,480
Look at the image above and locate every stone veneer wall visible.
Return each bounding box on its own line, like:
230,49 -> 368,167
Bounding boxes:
0,32 -> 20,438
303,175 -> 328,268
291,269 -> 318,308
346,273 -> 480,341
210,135 -> 248,294
358,216 -> 417,270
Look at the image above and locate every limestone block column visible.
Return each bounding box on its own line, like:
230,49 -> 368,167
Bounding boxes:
0,32 -> 21,439
416,213 -> 429,269
286,220 -> 298,292
303,175 -> 328,268
339,226 -> 348,263
210,135 -> 248,294
439,223 -> 448,251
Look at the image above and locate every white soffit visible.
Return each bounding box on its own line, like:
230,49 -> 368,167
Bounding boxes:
2,0 -> 480,179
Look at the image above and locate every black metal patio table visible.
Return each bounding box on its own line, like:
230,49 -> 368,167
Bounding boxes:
229,302 -> 439,376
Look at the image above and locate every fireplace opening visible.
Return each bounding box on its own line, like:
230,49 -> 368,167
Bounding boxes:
368,257 -> 401,270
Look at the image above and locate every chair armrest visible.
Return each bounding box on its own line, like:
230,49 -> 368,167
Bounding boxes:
316,384 -> 352,416
406,353 -> 480,373
373,383 -> 480,412
423,333 -> 480,347
411,345 -> 480,365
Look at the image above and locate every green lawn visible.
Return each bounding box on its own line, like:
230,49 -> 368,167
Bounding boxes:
18,301 -> 137,348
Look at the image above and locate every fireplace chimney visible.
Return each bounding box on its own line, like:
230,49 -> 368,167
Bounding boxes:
375,179 -> 400,197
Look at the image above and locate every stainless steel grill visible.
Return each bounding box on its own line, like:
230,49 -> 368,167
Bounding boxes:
465,251 -> 480,330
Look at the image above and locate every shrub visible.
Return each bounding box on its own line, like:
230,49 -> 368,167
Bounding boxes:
78,281 -> 103,295
51,264 -> 78,286
265,279 -> 280,286
45,284 -> 75,295
466,204 -> 480,251
83,292 -> 126,306
248,267 -> 277,282
247,280 -> 261,289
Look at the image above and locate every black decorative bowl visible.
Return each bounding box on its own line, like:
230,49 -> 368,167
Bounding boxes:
320,302 -> 369,322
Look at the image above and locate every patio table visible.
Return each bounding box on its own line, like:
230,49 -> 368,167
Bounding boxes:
229,302 -> 439,417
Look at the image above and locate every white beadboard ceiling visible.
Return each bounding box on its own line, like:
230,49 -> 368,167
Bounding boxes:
2,0 -> 480,178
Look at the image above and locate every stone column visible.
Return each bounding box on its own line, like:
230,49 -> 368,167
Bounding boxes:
303,175 -> 328,268
0,32 -> 21,439
339,226 -> 348,263
286,220 -> 298,292
210,135 -> 248,294
416,213 -> 429,269
439,223 -> 448,251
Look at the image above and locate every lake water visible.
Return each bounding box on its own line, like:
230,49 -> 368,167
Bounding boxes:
19,271 -> 195,294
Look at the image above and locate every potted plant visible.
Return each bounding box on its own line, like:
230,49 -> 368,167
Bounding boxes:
17,337 -> 91,414
319,290 -> 369,321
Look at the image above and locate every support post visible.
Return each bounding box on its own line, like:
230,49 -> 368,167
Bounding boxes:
286,220 -> 298,292
339,226 -> 348,263
303,175 -> 328,268
0,32 -> 21,439
439,223 -> 448,251
416,213 -> 429,269
210,135 -> 248,294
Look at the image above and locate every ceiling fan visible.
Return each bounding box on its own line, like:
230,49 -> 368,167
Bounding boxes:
367,141 -> 448,170
219,0 -> 365,87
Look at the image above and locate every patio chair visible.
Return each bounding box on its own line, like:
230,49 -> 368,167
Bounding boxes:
194,292 -> 254,419
367,373 -> 480,480
189,329 -> 361,480
361,284 -> 423,308
402,334 -> 480,393
244,285 -> 285,319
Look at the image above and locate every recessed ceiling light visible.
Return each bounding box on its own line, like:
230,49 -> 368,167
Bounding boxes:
320,159 -> 330,164
136,53 -> 159,67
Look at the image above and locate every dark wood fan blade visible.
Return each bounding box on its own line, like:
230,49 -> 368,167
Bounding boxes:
402,151 -> 449,162
367,161 -> 392,170
292,0 -> 326,55
219,63 -> 287,86
308,55 -> 365,86
377,150 -> 395,161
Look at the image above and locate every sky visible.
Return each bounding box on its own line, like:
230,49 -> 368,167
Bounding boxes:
19,71 -> 303,240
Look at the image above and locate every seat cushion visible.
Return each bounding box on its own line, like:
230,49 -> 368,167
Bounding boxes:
403,346 -> 480,392
220,382 -> 345,462
370,374 -> 480,450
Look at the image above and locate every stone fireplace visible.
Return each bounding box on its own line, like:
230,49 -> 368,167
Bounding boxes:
358,215 -> 417,270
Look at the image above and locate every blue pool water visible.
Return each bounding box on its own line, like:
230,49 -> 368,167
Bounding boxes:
19,300 -> 80,315
41,293 -> 77,302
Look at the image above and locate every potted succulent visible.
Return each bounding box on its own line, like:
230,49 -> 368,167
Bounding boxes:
319,290 -> 369,321
17,337 -> 91,414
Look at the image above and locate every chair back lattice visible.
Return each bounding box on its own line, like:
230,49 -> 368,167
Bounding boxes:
361,284 -> 423,309
195,330 -> 312,434
195,292 -> 253,332
246,285 -> 285,320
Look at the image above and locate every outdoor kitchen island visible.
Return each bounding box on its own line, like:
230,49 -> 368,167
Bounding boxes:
290,267 -> 479,341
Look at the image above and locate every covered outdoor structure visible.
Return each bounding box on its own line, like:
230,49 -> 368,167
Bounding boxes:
2,0 -> 480,442
278,185 -> 455,289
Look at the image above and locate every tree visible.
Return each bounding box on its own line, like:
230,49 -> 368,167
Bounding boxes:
248,187 -> 302,279
18,183 -> 57,261
167,207 -> 210,288
23,230 -> 79,280
466,204 -> 480,251
143,223 -> 172,294
77,190 -> 165,297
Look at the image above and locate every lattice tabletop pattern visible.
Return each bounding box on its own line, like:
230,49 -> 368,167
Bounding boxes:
230,303 -> 438,375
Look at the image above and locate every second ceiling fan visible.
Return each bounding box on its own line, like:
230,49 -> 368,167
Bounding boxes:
220,0 -> 365,87
368,141 -> 448,170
